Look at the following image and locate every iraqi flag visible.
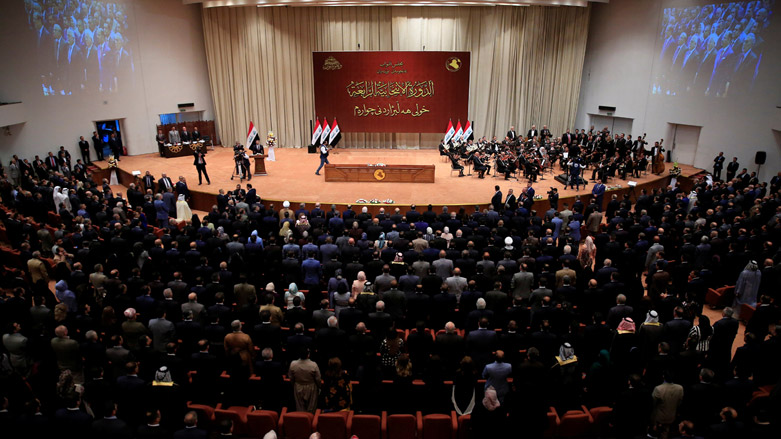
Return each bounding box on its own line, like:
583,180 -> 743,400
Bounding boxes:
454,120 -> 463,143
311,118 -> 323,146
463,120 -> 473,141
443,119 -> 455,144
321,119 -> 331,145
329,118 -> 341,146
246,121 -> 259,149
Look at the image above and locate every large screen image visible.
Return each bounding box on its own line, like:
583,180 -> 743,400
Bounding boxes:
651,0 -> 774,98
313,51 -> 470,133
24,0 -> 135,96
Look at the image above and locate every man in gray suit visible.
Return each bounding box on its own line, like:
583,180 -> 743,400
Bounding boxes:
148,310 -> 176,352
433,250 -> 454,279
3,322 -> 31,376
445,268 -> 468,302
181,292 -> 206,323
168,127 -> 181,144
373,265 -> 396,294
51,325 -> 82,380
511,263 -> 535,300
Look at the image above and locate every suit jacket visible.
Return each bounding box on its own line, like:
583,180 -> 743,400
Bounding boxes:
158,177 -> 174,193
175,181 -> 189,199
527,129 -> 538,139
491,190 -> 503,210
506,130 -> 517,141
180,131 -> 192,142
168,130 -> 181,144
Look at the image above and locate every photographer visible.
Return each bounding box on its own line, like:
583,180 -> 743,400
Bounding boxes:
548,187 -> 559,211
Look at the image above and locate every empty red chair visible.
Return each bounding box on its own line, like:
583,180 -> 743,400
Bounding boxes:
280,411 -> 315,439
247,410 -> 280,438
556,406 -> 594,438
384,413 -> 418,439
705,286 -> 734,308
186,401 -> 215,429
740,303 -> 756,323
589,406 -> 613,437
314,410 -> 352,439
543,407 -> 560,438
352,413 -> 383,439
456,415 -> 470,439
214,405 -> 253,435
417,411 -> 457,439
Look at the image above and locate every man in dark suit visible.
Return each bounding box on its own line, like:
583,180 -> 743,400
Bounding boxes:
527,125 -> 539,140
158,173 -> 174,193
92,401 -> 132,439
142,171 -> 156,192
108,132 -> 122,160
506,126 -> 517,142
504,188 -> 517,212
172,411 -> 208,439
663,306 -> 692,353
490,186 -> 503,212
540,125 -> 551,141
78,136 -> 91,164
726,157 -> 739,181
193,149 -> 210,185
712,152 -> 725,180
175,177 -> 189,200
435,321 -> 464,377
92,131 -> 104,161
591,180 -> 606,212
180,126 -> 192,143
156,129 -> 167,157
45,152 -> 59,171
561,129 -> 574,145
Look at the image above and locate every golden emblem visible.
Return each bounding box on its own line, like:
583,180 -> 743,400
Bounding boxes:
446,57 -> 461,72
323,56 -> 343,70
168,144 -> 183,153
373,169 -> 386,181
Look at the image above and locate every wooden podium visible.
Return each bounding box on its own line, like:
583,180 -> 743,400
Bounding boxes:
324,164 -> 435,183
253,154 -> 267,176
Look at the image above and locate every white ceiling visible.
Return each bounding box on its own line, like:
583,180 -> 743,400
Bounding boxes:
184,0 -> 608,8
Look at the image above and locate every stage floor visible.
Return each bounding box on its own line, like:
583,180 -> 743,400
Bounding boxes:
109,148 -> 705,207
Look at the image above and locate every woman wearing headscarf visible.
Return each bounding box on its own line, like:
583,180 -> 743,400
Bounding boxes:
352,271 -> 367,299
279,221 -> 292,239
442,227 -> 453,246
176,194 -> 192,222
284,283 -> 304,310
733,260 -> 761,318
688,314 -> 713,353
374,232 -> 387,251
331,281 -> 351,317
578,235 -> 597,269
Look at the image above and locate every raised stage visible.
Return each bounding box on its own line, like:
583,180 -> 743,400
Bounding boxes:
100,147 -> 707,213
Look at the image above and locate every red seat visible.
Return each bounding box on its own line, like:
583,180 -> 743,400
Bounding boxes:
352,413 -> 383,439
384,413 -> 418,439
247,410 -> 280,437
186,402 -> 215,429
280,411 -> 314,439
705,285 -> 734,308
556,406 -> 594,438
418,411 -> 457,439
314,410 -> 352,439
214,405 -> 253,435
740,303 -> 756,323
543,407 -> 560,438
456,414 -> 470,439
589,406 -> 613,437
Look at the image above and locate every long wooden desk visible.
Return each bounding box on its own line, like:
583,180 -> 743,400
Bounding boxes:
324,164 -> 435,183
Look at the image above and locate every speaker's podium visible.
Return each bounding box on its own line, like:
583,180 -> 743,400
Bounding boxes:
253,154 -> 267,176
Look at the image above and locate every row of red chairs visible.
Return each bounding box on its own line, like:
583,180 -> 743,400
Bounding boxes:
186,402 -> 617,439
186,403 -> 462,439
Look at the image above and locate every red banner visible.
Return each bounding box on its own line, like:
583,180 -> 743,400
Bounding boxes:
313,51 -> 470,133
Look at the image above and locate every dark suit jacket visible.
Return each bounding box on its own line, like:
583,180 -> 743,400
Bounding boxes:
193,151 -> 207,166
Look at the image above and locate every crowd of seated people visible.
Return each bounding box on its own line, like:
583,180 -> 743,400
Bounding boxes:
0,149 -> 781,438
